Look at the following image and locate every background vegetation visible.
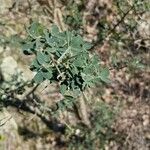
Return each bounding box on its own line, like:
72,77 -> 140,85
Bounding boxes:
0,0 -> 149,149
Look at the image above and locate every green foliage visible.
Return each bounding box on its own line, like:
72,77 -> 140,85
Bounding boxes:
22,22 -> 109,110
97,0 -> 149,52
110,53 -> 145,72
67,101 -> 117,149
63,0 -> 84,30
0,34 -> 23,48
128,57 -> 145,72
0,72 -> 31,101
116,0 -> 150,13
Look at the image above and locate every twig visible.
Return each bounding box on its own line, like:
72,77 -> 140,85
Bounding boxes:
0,116 -> 12,126
94,5 -> 135,50
17,84 -> 39,110
79,92 -> 91,128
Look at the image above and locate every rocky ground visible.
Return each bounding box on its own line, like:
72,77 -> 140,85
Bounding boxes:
0,0 -> 149,150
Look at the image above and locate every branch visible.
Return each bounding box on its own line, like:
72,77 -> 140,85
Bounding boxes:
78,92 -> 91,128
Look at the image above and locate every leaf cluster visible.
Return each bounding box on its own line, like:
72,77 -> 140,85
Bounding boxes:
64,0 -> 84,29
67,101 -> 117,149
22,22 -> 109,101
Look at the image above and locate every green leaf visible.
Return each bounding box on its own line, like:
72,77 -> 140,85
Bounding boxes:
83,42 -> 92,50
27,22 -> 45,38
9,35 -> 23,47
37,51 -> 50,64
111,54 -> 118,67
60,84 -> 67,94
71,65 -> 78,75
92,55 -> 100,65
72,88 -> 81,97
30,59 -> 40,71
99,68 -> 110,83
73,55 -> 85,67
71,35 -> 83,50
57,38 -> 66,47
51,25 -> 59,36
35,38 -> 44,50
22,42 -> 35,55
33,71 -> 44,83
81,73 -> 94,88
46,47 -> 56,53
43,68 -> 53,80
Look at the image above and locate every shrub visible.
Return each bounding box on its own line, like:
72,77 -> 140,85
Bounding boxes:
22,22 -> 109,111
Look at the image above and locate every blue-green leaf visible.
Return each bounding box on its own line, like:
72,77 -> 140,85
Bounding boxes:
22,42 -> 35,55
43,68 -> 53,80
99,68 -> 110,83
33,71 -> 44,83
83,42 -> 92,50
60,84 -> 67,94
27,22 -> 45,38
37,52 -> 50,64
51,25 -> 59,36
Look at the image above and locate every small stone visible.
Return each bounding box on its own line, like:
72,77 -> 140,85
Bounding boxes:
0,46 -> 4,54
110,141 -> 114,146
0,56 -> 18,81
104,145 -> 109,150
145,133 -> 150,139
75,129 -> 81,135
142,115 -> 149,120
1,94 -> 7,100
131,110 -> 138,117
0,0 -> 13,14
143,120 -> 149,126
127,96 -> 134,102
142,115 -> 149,126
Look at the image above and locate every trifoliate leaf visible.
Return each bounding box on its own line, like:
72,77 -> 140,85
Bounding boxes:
27,22 -> 45,38
42,68 -> 53,80
30,59 -> 40,71
33,71 -> 44,83
37,51 -> 50,64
